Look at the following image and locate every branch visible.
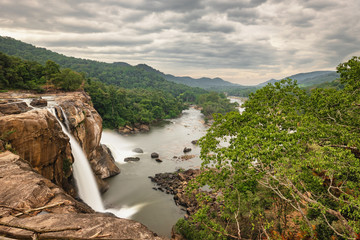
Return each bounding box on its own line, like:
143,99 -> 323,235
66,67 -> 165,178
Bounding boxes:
0,222 -> 81,233
14,202 -> 66,217
287,179 -> 357,238
321,212 -> 353,240
235,189 -> 242,239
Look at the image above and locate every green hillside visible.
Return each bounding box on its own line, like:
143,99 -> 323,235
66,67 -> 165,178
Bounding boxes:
0,36 -> 206,97
0,37 -> 238,127
136,63 -> 242,89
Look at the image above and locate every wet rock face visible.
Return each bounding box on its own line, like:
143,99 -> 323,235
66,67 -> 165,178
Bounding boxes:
90,144 -> 120,193
0,109 -> 74,194
0,151 -> 164,240
90,144 -> 120,179
56,93 -> 120,192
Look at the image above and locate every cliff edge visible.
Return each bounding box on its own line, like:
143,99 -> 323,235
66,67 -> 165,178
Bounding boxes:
0,91 -> 120,194
0,151 -> 163,239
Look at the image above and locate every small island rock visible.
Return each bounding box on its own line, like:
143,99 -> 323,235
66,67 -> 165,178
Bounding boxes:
151,152 -> 159,158
124,157 -> 140,162
132,148 -> 144,153
183,147 -> 192,153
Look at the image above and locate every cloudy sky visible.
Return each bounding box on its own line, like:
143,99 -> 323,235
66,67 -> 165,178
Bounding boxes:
0,0 -> 359,85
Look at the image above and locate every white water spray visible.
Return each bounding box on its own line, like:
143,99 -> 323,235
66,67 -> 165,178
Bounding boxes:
49,108 -> 105,212
49,107 -> 145,218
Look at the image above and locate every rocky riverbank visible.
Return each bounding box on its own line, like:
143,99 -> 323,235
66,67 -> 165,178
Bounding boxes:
150,168 -> 223,239
150,169 -> 201,217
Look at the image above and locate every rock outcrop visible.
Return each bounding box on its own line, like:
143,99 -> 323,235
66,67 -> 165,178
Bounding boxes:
0,108 -> 75,195
0,151 -> 164,240
150,169 -> 202,217
55,92 -> 120,192
0,91 -> 120,194
0,100 -> 31,115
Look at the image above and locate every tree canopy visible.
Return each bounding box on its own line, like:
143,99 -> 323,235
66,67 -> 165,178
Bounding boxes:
178,57 -> 360,239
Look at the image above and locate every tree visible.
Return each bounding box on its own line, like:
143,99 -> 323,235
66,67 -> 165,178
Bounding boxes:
52,68 -> 84,91
184,58 -> 360,239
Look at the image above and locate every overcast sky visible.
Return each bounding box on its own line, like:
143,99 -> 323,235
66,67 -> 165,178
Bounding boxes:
1,0 -> 359,85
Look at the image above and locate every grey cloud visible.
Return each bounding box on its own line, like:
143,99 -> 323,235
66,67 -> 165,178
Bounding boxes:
206,0 -> 267,11
0,0 -> 359,84
301,0 -> 338,10
104,0 -> 204,13
227,8 -> 260,24
148,34 -> 279,69
185,21 -> 236,33
42,38 -> 153,48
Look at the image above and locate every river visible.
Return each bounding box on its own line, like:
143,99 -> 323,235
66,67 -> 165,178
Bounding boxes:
100,98 -> 244,238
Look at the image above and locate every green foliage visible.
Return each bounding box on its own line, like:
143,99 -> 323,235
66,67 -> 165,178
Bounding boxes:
184,57 -> 360,239
62,158 -> 72,176
52,68 -> 84,91
0,52 -> 45,91
0,51 -> 84,92
0,129 -> 16,153
196,91 -> 238,119
84,80 -> 185,128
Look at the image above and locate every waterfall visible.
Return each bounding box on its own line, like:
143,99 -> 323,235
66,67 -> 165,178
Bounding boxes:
49,108 -> 105,212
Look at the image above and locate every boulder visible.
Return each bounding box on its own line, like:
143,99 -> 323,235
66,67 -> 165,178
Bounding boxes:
118,127 -> 132,134
140,124 -> 150,132
191,140 -> 198,145
132,147 -> 144,153
0,101 -> 31,115
124,157 -> 140,162
155,158 -> 163,163
30,98 -> 47,107
90,144 -> 120,179
151,152 -> 159,158
180,155 -> 195,161
183,147 -> 192,153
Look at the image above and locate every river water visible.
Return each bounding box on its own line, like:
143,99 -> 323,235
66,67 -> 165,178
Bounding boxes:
101,98 -> 244,237
101,107 -> 207,237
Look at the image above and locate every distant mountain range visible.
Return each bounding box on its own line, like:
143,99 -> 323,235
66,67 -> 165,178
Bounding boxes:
258,71 -> 339,87
137,63 -> 339,90
136,64 -> 242,89
0,36 -> 339,91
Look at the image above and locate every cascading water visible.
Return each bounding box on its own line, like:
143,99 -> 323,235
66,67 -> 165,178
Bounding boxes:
49,108 -> 105,212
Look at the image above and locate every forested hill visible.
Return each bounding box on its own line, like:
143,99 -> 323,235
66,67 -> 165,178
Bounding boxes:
0,37 -> 239,128
0,36 -> 206,96
258,71 -> 339,87
136,63 -> 242,89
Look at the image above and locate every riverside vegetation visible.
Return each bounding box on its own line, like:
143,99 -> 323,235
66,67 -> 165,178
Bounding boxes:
173,56 -> 360,239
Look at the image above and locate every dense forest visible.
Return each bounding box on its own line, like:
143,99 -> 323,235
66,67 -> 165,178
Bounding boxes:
0,51 -> 237,128
175,56 -> 360,239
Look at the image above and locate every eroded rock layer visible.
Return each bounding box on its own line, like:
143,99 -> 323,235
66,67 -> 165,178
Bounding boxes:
0,151 -> 164,240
